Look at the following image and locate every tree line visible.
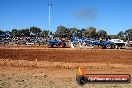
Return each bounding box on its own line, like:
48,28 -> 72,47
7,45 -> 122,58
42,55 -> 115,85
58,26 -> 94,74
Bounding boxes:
55,25 -> 132,41
0,26 -> 132,41
0,26 -> 49,38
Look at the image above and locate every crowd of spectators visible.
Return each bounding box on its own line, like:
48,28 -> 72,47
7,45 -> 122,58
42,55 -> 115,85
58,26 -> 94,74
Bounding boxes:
0,37 -> 49,46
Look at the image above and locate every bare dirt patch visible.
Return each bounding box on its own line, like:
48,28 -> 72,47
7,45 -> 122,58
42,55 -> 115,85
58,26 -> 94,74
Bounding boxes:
0,46 -> 132,88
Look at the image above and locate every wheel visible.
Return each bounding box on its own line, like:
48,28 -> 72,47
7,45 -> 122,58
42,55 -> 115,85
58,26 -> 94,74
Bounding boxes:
58,42 -> 63,48
105,44 -> 112,49
50,43 -> 54,48
76,75 -> 87,85
115,45 -> 118,49
111,44 -> 116,49
101,45 -> 105,49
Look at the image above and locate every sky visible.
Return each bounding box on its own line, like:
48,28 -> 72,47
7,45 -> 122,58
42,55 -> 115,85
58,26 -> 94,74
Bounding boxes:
0,0 -> 132,35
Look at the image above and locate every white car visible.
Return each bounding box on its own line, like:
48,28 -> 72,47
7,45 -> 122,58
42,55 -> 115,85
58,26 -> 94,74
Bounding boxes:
109,39 -> 125,48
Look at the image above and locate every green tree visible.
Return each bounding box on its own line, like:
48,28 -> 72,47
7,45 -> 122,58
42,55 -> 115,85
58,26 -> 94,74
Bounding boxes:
117,31 -> 126,41
40,30 -> 49,37
125,29 -> 132,41
64,28 -> 70,37
97,30 -> 107,38
55,25 -> 67,37
0,30 -> 4,40
117,31 -> 124,37
69,27 -> 80,37
20,28 -> 30,37
85,27 -> 96,38
30,26 -> 42,37
12,29 -> 20,37
0,30 -> 4,35
81,28 -> 86,35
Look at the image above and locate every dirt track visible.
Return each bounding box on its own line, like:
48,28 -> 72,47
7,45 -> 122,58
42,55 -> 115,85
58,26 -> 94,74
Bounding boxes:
0,46 -> 132,88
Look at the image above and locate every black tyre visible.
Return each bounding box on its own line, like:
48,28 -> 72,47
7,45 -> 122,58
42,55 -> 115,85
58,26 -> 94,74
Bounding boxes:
111,44 -> 116,49
76,75 -> 87,85
115,45 -> 118,49
105,44 -> 112,49
50,43 -> 54,48
101,45 -> 105,49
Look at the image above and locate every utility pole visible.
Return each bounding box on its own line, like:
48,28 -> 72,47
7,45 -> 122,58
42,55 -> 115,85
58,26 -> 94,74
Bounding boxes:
48,0 -> 52,37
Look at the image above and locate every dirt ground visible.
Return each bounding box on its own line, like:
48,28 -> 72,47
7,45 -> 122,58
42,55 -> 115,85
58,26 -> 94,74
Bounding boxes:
0,46 -> 132,88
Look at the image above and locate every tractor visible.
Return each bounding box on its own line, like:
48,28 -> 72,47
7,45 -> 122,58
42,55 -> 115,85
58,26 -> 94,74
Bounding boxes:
71,37 -> 116,49
48,40 -> 66,48
99,41 -> 115,49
